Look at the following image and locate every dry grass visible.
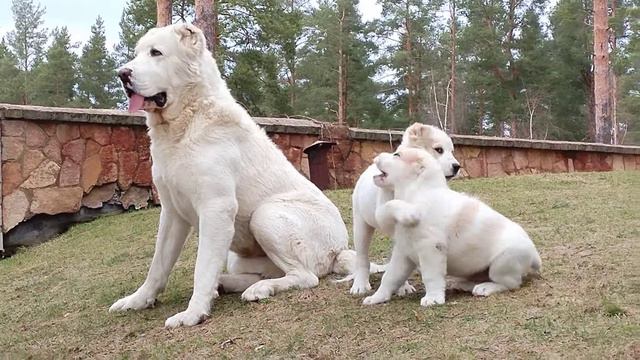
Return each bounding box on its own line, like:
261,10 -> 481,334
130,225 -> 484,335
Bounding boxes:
1,171 -> 639,359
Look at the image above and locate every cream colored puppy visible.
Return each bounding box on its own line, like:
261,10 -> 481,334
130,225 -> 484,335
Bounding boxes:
363,148 -> 541,307
347,123 -> 460,295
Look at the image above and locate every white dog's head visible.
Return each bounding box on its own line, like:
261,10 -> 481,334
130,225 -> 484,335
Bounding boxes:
398,123 -> 460,179
373,148 -> 447,190
117,23 -> 219,113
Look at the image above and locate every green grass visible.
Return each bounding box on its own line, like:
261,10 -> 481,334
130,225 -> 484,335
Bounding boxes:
1,171 -> 639,359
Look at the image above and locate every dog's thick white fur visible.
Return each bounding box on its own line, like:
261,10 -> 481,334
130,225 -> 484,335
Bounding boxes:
362,148 -> 542,307
108,24 -> 372,327
348,123 -> 460,295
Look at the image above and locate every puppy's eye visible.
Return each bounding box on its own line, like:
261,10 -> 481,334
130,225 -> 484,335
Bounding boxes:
434,147 -> 444,154
150,48 -> 163,57
393,152 -> 400,157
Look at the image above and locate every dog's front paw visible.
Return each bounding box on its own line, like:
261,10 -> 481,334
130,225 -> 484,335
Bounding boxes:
420,292 -> 445,307
242,280 -> 275,301
396,210 -> 420,227
109,292 -> 156,312
350,279 -> 372,295
165,308 -> 209,328
362,292 -> 390,305
395,281 -> 416,296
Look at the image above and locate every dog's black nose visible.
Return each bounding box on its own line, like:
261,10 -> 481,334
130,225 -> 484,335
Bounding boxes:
118,68 -> 132,84
452,164 -> 461,174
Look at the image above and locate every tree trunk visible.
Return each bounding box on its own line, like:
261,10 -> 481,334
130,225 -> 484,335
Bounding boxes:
529,109 -> 534,140
448,0 -> 457,134
288,0 -> 297,110
609,0 -> 618,144
195,0 -> 217,55
156,0 -> 172,27
22,42 -> 28,104
478,90 -> 485,135
593,0 -> 611,143
404,2 -> 417,124
584,70 -> 596,141
289,67 -> 296,110
337,8 -> 347,125
611,71 -> 618,144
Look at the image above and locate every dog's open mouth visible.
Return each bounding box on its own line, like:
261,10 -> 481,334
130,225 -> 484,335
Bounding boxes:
373,170 -> 387,184
125,87 -> 167,113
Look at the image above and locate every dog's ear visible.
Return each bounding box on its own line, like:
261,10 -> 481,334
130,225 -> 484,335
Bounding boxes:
175,23 -> 205,53
403,123 -> 432,147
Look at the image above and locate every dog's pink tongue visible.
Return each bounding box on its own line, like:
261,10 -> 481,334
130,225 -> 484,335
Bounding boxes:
128,94 -> 145,113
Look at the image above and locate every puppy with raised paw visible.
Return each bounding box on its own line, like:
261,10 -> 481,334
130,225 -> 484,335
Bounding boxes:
363,148 -> 542,307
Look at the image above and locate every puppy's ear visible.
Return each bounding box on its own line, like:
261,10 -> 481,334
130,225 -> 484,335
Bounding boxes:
403,123 -> 432,146
175,23 -> 205,53
412,157 -> 427,175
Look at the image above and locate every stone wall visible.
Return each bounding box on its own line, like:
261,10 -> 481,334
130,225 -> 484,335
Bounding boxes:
2,104 -> 639,250
0,106 -> 323,241
1,120 -> 154,235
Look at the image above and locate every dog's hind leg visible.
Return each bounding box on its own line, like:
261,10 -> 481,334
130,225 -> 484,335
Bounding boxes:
241,198 -> 340,301
472,247 -> 529,297
219,274 -> 262,293
447,277 -> 477,292
219,253 -> 284,293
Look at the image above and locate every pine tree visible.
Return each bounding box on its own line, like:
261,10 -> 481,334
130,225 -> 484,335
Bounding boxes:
115,0 -> 157,65
253,0 -> 310,111
0,38 -> 22,104
546,0 -> 593,141
78,17 -> 120,108
457,0 -> 547,137
617,2 -> 640,144
518,9 -> 551,139
296,0 -> 383,126
31,27 -> 77,107
375,0 -> 443,128
221,0 -> 291,116
6,0 -> 48,104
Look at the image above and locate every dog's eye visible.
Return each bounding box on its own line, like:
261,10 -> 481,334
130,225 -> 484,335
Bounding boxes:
150,48 -> 163,57
434,147 -> 444,154
393,152 -> 400,157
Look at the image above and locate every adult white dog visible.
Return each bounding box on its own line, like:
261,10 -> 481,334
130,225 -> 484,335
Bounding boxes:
347,123 -> 461,295
363,148 -> 542,307
108,23 -> 372,327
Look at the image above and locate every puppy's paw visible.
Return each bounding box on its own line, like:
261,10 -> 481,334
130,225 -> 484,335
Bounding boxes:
362,293 -> 389,305
109,292 -> 156,312
472,282 -> 508,297
165,308 -> 209,328
395,281 -> 416,296
242,280 -> 275,301
350,280 -> 372,295
396,209 -> 420,227
420,292 -> 445,307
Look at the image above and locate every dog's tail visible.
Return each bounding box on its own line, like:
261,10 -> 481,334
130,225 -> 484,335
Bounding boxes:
531,251 -> 542,274
331,249 -> 385,283
527,251 -> 543,279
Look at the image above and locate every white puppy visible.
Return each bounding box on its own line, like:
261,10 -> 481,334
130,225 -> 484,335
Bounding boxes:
348,123 -> 461,295
108,24 -> 376,327
363,148 -> 541,307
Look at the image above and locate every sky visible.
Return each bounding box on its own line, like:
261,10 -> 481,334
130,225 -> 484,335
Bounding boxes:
0,0 -> 383,52
0,0 -> 129,50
